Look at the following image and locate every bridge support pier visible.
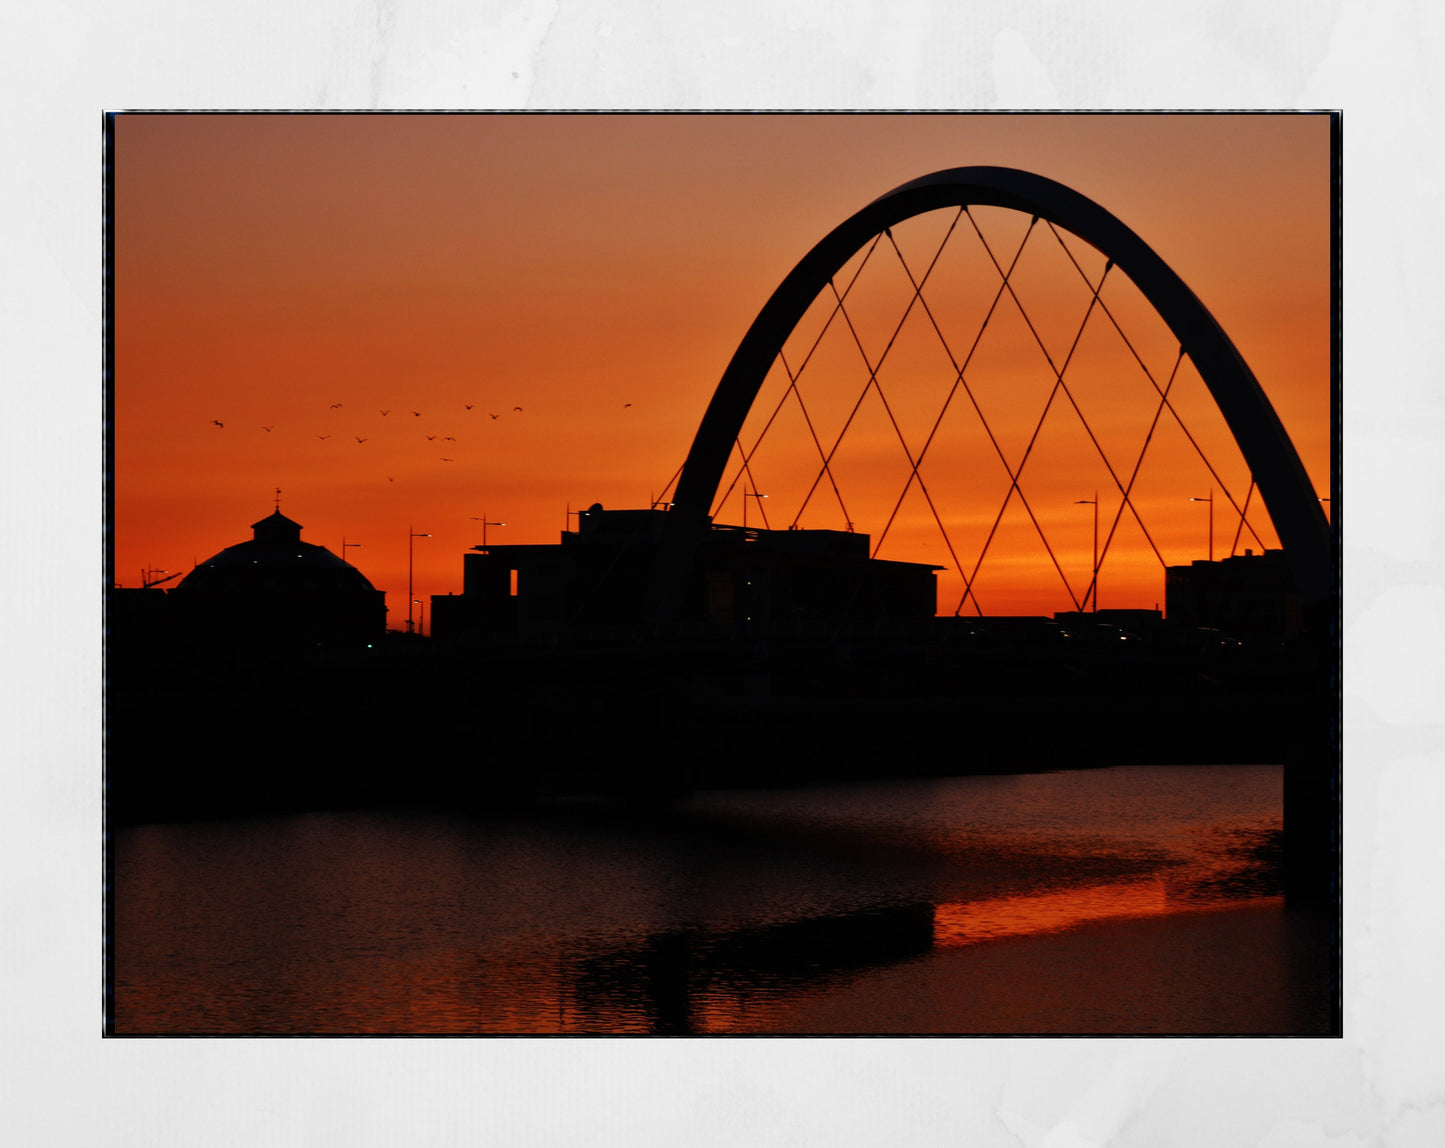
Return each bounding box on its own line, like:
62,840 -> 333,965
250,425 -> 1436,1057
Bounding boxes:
1283,601 -> 1339,908
1280,610 -> 1340,1032
1282,729 -> 1337,906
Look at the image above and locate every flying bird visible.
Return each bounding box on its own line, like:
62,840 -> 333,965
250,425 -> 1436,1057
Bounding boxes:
330,403 -> 343,409
623,403 -> 631,408
412,411 -> 422,417
211,420 -> 224,428
443,436 -> 455,442
513,406 -> 523,412
464,404 -> 474,410
440,457 -> 454,462
355,436 -> 368,443
317,434 -> 331,440
489,413 -> 499,420
262,425 -> 274,432
425,434 -> 437,441
380,409 -> 390,416
387,476 -> 395,482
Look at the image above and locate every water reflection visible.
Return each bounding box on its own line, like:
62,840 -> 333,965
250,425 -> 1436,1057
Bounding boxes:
933,878 -> 1168,947
568,902 -> 936,1034
550,822 -> 1284,1034
112,765 -> 1324,1034
930,820 -> 1285,947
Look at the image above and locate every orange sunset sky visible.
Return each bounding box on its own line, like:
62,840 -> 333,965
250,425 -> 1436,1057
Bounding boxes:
113,113 -> 1331,620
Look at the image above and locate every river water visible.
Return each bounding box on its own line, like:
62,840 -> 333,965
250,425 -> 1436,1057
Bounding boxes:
110,764 -> 1335,1034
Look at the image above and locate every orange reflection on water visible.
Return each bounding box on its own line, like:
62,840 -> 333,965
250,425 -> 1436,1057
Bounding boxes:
932,877 -> 1171,947
349,949 -> 573,1035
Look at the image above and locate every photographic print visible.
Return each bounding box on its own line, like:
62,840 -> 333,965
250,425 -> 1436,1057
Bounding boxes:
107,112 -> 1338,1035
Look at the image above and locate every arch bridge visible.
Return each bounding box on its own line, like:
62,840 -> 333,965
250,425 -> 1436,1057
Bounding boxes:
652,166 -> 1332,627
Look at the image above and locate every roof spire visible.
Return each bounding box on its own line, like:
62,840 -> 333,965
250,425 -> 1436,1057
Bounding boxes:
252,506 -> 303,544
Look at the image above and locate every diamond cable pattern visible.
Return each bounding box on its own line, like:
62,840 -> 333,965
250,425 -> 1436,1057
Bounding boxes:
672,192 -> 1296,617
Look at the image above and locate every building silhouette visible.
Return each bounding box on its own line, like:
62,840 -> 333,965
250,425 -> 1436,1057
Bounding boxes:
1164,549 -> 1302,641
163,509 -> 386,653
431,503 -> 940,644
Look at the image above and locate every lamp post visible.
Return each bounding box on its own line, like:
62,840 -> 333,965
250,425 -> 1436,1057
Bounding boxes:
1189,490 -> 1214,562
1074,494 -> 1098,612
414,598 -> 425,638
408,527 -> 430,634
470,516 -> 506,549
743,484 -> 767,530
341,538 -> 363,566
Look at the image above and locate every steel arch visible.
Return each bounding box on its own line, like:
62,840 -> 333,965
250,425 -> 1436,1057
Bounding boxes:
663,165 -> 1331,612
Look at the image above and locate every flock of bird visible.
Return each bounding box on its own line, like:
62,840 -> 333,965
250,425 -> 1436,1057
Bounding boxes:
208,403 -> 530,441
205,401 -> 522,485
207,398 -> 633,483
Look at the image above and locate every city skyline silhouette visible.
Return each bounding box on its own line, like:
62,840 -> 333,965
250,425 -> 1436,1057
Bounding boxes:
113,113 -> 1330,623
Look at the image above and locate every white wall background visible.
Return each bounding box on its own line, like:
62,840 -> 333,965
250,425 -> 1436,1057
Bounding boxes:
3,2 -> 1442,1144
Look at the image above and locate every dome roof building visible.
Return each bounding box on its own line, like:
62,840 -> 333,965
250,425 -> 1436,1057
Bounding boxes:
168,509 -> 386,651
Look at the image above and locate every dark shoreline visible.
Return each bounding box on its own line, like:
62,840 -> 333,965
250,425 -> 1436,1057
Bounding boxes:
107,634 -> 1327,825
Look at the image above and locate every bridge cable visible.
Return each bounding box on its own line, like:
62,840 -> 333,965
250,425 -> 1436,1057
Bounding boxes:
735,436 -> 773,530
655,461 -> 685,507
775,210 -> 1030,583
712,232 -> 887,520
966,213 -> 1171,574
778,346 -> 854,531
873,214 -> 1093,614
786,217 -> 1020,607
1042,221 -> 1270,554
1229,479 -> 1257,557
813,212 -> 968,550
1087,346 -> 1187,608
948,222 -> 1121,614
823,252 -> 989,607
779,281 -> 935,527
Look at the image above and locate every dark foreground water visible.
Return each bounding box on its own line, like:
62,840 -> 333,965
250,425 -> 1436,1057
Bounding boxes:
111,765 -> 1335,1034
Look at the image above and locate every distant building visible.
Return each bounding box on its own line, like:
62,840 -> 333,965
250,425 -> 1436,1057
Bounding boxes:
1053,608 -> 1163,635
431,503 -> 940,643
165,509 -> 386,652
108,585 -> 175,660
1164,549 -> 1301,639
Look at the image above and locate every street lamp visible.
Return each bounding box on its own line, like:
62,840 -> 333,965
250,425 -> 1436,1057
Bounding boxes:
408,527 -> 430,634
470,516 -> 506,549
743,484 -> 767,530
1189,489 -> 1214,562
341,538 -> 363,566
1074,494 -> 1098,613
414,598 -> 425,638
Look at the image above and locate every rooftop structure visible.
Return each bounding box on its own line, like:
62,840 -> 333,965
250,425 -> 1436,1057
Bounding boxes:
1164,549 -> 1302,639
431,504 -> 941,644
165,509 -> 387,651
